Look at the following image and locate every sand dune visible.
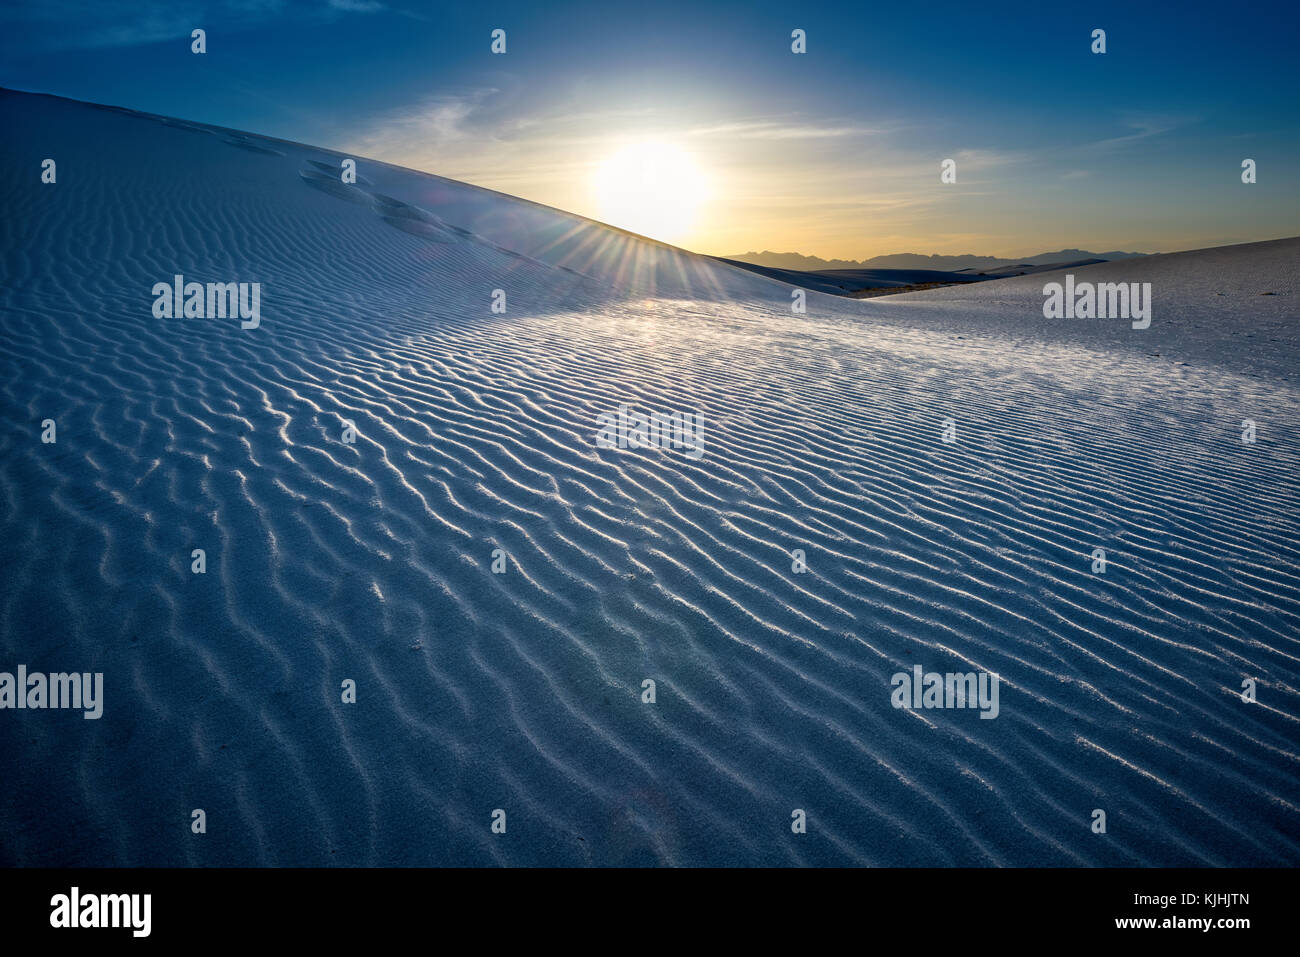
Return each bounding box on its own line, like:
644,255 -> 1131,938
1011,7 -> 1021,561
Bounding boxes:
1,89 -> 1297,866
880,239 -> 1300,381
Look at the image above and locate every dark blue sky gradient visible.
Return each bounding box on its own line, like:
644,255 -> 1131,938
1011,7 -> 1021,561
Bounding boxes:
2,0 -> 1297,256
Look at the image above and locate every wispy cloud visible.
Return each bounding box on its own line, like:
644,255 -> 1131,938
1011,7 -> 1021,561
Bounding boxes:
0,0 -> 381,50
326,0 -> 383,12
687,120 -> 883,140
347,90 -> 671,170
344,89 -> 521,175
1077,114 -> 1191,153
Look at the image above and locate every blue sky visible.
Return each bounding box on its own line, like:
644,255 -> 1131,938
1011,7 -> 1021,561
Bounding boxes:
2,0 -> 1297,258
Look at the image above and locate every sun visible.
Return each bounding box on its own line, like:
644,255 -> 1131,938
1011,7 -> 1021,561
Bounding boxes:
591,140 -> 709,245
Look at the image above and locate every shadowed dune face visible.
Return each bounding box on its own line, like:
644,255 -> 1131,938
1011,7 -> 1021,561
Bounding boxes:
1,89 -> 1298,867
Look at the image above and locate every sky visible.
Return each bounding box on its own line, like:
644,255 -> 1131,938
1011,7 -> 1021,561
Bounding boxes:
2,0 -> 1298,260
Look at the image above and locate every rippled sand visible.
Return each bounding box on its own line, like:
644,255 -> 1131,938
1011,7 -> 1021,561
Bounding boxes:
2,88 -> 1297,866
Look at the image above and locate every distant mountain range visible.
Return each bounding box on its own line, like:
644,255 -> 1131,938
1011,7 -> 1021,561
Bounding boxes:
727,249 -> 1147,272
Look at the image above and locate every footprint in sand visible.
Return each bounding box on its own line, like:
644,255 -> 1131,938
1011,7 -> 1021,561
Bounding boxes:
368,193 -> 463,243
298,166 -> 372,204
294,165 -> 476,245
159,118 -> 213,135
303,159 -> 374,186
222,135 -> 285,156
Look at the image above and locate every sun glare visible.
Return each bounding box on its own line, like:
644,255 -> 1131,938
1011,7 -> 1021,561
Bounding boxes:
592,140 -> 709,246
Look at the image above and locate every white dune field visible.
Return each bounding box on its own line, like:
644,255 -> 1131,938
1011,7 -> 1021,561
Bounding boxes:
1,88 -> 1298,866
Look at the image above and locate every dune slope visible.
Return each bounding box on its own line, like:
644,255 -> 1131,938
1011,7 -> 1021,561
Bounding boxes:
1,89 -> 1298,866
